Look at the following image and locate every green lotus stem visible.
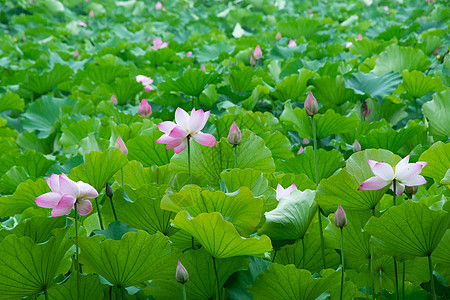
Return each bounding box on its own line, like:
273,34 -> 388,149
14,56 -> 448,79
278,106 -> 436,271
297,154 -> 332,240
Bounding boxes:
394,258 -> 399,300
74,204 -> 80,300
370,208 -> 375,300
234,146 -> 238,169
402,262 -> 406,300
311,115 -> 327,269
414,98 -> 419,120
302,238 -> 306,269
191,236 -> 195,250
428,255 -> 436,300
187,137 -> 191,184
120,168 -> 124,189
44,289 -> 48,300
340,228 -> 345,300
379,268 -> 383,297
110,196 -> 118,222
272,250 -> 277,263
94,197 -> 104,230
366,265 -> 370,299
212,256 -> 221,300
182,284 -> 187,300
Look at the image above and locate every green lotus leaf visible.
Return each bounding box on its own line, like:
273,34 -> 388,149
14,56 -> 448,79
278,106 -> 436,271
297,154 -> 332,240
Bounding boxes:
0,228 -> 72,299
69,147 -> 128,192
280,102 -> 359,139
441,169 -> 450,187
127,128 -> 173,167
22,64 -> 73,96
60,119 -> 102,152
46,273 -> 107,300
169,130 -> 275,188
22,95 -> 74,138
258,189 -> 316,240
16,131 -> 54,154
0,92 -> 24,113
1,150 -> 55,180
278,17 -> 323,40
160,68 -> 219,97
316,149 -> 400,214
112,77 -> 143,105
277,146 -> 344,184
171,211 -> 272,258
349,39 -> 386,59
146,248 -> 249,300
270,173 -> 317,192
80,63 -> 129,85
275,222 -> 340,273
0,166 -> 29,194
311,75 -> 357,108
258,130 -> 294,161
242,85 -> 270,110
339,119 -> 389,145
432,229 -> 450,283
345,71 -> 402,102
364,201 -> 449,257
372,44 -> 430,76
0,178 -> 49,217
273,69 -> 315,102
396,70 -> 445,99
111,160 -> 154,189
422,90 -> 450,139
248,264 -> 340,300
0,216 -> 65,243
79,231 -> 177,287
419,141 -> 450,184
229,65 -> 256,93
195,42 -> 235,63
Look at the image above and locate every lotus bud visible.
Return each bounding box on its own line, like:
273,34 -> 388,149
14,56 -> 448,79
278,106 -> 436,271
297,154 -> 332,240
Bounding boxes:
156,1 -> 162,10
302,138 -> 310,145
298,146 -> 304,154
353,139 -> 361,152
138,99 -> 152,118
74,49 -> 79,59
334,204 -> 347,228
147,36 -> 151,42
362,100 -> 371,117
384,6 -> 389,11
89,10 -> 94,17
288,39 -> 297,47
106,183 -> 114,198
186,51 -> 192,57
276,32 -> 282,41
357,34 -> 363,40
115,136 -> 128,156
405,185 -> 419,196
253,45 -> 262,60
110,94 -> 118,105
304,91 -> 319,116
176,261 -> 189,284
228,121 -> 242,146
200,64 -> 205,71
250,54 -> 256,66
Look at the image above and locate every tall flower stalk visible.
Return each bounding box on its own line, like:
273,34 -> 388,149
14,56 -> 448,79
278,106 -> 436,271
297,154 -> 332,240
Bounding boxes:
334,205 -> 347,300
228,121 -> 242,168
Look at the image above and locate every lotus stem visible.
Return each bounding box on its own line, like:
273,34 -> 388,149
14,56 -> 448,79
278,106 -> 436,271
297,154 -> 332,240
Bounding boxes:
311,115 -> 327,269
428,255 -> 436,300
74,204 -> 80,300
272,250 -> 277,263
370,208 -> 375,300
302,238 -> 306,269
212,256 -> 221,300
44,289 -> 48,300
366,264 -> 370,299
110,196 -> 118,222
379,268 -> 383,297
394,258 -> 399,300
234,146 -> 238,169
187,137 -> 191,184
414,98 -> 419,120
182,284 -> 187,300
191,236 -> 195,250
340,228 -> 345,300
402,262 -> 406,300
94,197 -> 104,230
120,168 -> 123,189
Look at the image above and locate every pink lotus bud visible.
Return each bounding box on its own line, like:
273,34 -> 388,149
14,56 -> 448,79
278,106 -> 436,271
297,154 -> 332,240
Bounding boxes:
162,7 -> 166,11
276,32 -> 282,41
186,51 -> 192,57
89,10 -> 94,17
115,136 -> 128,156
110,94 -> 118,105
253,45 -> 262,60
156,1 -> 162,10
405,185 -> 419,196
302,138 -> 310,145
346,42 -> 352,48
228,121 -> 242,146
147,37 -> 151,42
308,9 -> 314,16
298,146 -> 304,154
426,0 -> 430,3
200,64 -> 206,71
353,139 -> 361,152
288,40 -> 297,47
187,65 -> 191,69
74,49 -> 79,59
249,55 -> 256,66
138,99 -> 152,118
357,34 -> 363,40
106,183 -> 114,198
304,91 -> 318,116
78,21 -> 87,27
384,6 -> 388,11
22,36 -> 26,42
334,204 -> 347,228
362,100 -> 370,117
176,261 -> 189,284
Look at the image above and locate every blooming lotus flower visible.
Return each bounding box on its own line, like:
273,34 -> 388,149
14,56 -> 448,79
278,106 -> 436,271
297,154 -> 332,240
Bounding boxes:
156,1 -> 162,10
138,99 -> 152,118
115,135 -> 128,155
152,38 -> 168,50
276,32 -> 282,41
304,91 -> 318,116
186,51 -> 192,58
353,139 -> 361,152
78,21 -> 87,27
346,42 -> 353,48
110,94 -> 118,105
136,75 -> 154,92
228,121 -> 241,146
357,34 -> 363,40
35,174 -> 98,217
89,10 -> 94,17
288,40 -> 297,47
253,45 -> 262,60
358,155 -> 428,196
384,6 -> 389,11
176,261 -> 189,284
276,183 -> 298,201
156,107 -> 217,154
334,204 -> 347,228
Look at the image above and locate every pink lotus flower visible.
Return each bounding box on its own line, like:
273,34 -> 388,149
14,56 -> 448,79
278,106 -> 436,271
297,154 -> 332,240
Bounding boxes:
304,91 -> 318,116
138,99 -> 152,118
302,138 -> 310,145
228,121 -> 241,146
200,64 -> 206,71
346,42 -> 353,48
358,155 -> 428,196
74,49 -> 79,59
186,51 -> 192,57
357,34 -> 363,40
253,45 -> 262,60
156,107 -> 216,154
353,139 -> 361,152
176,261 -> 189,284
89,10 -> 94,17
156,1 -> 162,10
78,21 -> 87,27
110,94 -> 118,105
276,32 -> 282,41
384,6 -> 389,11
115,135 -> 128,155
152,38 -> 168,50
35,174 -> 98,217
136,75 -> 154,92
276,183 -> 298,200
288,40 -> 297,47
298,146 -> 304,154
334,204 -> 347,228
